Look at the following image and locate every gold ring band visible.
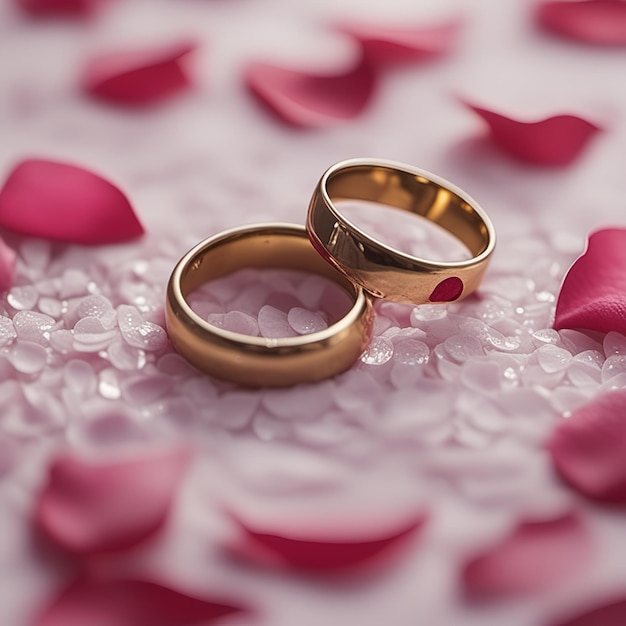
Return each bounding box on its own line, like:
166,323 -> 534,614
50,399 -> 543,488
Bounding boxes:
306,158 -> 496,304
165,223 -> 373,387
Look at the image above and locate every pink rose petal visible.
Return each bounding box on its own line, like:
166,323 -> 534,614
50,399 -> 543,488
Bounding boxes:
230,512 -> 427,573
464,102 -> 601,166
82,41 -> 196,107
0,236 -> 16,293
245,55 -> 377,128
338,18 -> 462,66
462,512 -> 592,596
554,229 -> 626,335
548,390 -> 626,502
36,577 -> 247,626
536,0 -> 626,46
0,159 -> 144,244
551,596 -> 626,626
35,445 -> 191,555
16,0 -> 101,18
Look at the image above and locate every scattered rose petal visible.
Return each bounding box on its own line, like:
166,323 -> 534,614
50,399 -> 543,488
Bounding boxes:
0,236 -> 16,293
554,229 -> 626,335
338,18 -> 462,66
16,0 -> 101,18
245,55 -> 377,128
229,512 -> 427,573
548,389 -> 626,502
464,102 -> 601,166
536,0 -> 626,46
462,512 -> 592,595
0,159 -> 144,244
551,596 -> 626,626
35,577 -> 247,626
82,41 -> 196,107
35,445 -> 191,554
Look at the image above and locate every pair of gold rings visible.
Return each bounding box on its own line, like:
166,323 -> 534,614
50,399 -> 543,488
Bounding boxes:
165,158 -> 496,387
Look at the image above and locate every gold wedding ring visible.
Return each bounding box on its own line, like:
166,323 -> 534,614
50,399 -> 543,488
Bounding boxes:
165,223 -> 373,387
307,158 -> 495,304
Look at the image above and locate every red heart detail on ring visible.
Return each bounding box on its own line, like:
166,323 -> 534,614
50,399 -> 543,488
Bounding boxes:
429,277 -> 463,302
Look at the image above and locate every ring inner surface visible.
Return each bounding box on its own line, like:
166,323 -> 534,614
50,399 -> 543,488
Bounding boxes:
179,228 -> 358,301
326,164 -> 490,257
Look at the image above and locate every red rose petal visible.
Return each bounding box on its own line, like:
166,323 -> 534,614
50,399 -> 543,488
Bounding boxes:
230,512 -> 427,573
16,0 -> 101,18
554,229 -> 626,335
36,577 -> 247,626
548,390 -> 626,502
551,596 -> 626,626
338,18 -> 462,66
0,159 -> 144,245
462,512 -> 592,596
245,55 -> 377,128
0,236 -> 16,293
429,276 -> 464,302
83,41 -> 195,106
464,102 -> 601,166
35,445 -> 191,555
536,0 -> 626,46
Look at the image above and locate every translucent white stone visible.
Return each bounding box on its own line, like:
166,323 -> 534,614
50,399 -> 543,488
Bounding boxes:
602,354 -> 626,382
59,269 -> 90,299
461,360 -> 502,393
117,305 -> 167,351
394,338 -> 429,365
73,317 -> 118,352
532,329 -> 560,346
604,331 -> 626,357
520,363 -> 565,388
107,339 -> 146,370
443,333 -> 484,363
49,329 -> 74,353
181,377 -> 218,404
63,359 -> 97,395
208,311 -> 259,336
76,295 -> 116,328
559,329 -> 603,355
475,296 -> 515,323
294,415 -> 356,447
537,345 -> 572,373
0,316 -> 17,346
257,305 -> 297,338
252,413 -> 291,441
207,391 -> 259,429
334,370 -> 384,413
10,340 -> 47,374
13,310 -> 56,344
360,336 -> 394,365
38,297 -> 63,318
411,304 -> 447,323
461,394 -> 508,433
228,283 -> 271,315
98,368 -> 121,399
550,387 -> 592,415
7,285 -> 38,311
296,274 -> 328,309
287,307 -> 327,335
121,375 -> 173,405
389,360 -> 425,388
263,381 -> 335,420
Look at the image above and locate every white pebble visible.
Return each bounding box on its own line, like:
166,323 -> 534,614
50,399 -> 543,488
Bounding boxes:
537,345 -> 572,373
257,305 -> 297,338
604,331 -> 626,357
602,354 -> 626,383
394,338 -> 429,365
73,317 -> 117,352
98,368 -> 121,399
287,307 -> 327,335
59,269 -> 90,299
443,333 -> 484,363
63,359 -> 97,395
7,285 -> 38,311
49,329 -> 74,353
118,305 -> 167,351
461,360 -> 502,393
360,336 -> 394,365
13,311 -> 56,344
207,391 -> 259,430
107,339 -> 146,371
411,304 -> 447,323
532,329 -> 560,346
76,295 -> 116,328
10,340 -> 47,374
121,375 -> 173,405
262,380 -> 335,420
38,297 -> 63,317
0,316 -> 17,346
208,311 -> 259,336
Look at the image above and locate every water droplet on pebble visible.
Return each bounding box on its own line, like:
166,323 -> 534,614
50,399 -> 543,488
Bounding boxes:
287,307 -> 327,335
13,310 -> 56,344
360,336 -> 394,365
0,316 -> 17,346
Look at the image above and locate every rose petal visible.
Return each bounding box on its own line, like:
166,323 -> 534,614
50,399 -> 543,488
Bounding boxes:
245,55 -> 377,128
462,512 -> 592,596
551,596 -> 626,626
554,229 -> 626,335
338,18 -> 462,66
82,41 -> 196,106
16,0 -> 101,18
0,159 -> 144,244
36,577 -> 247,626
536,0 -> 626,46
229,512 -> 427,573
464,102 -> 601,166
35,445 -> 191,554
0,236 -> 16,293
548,390 -> 626,502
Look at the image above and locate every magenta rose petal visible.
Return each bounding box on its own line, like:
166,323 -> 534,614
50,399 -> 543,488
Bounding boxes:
0,159 -> 144,244
83,41 -> 196,106
462,512 -> 592,596
548,390 -> 626,502
551,596 -> 626,626
16,0 -> 100,18
245,56 -> 377,128
35,577 -> 247,626
554,229 -> 626,335
0,236 -> 16,293
536,0 -> 626,46
229,512 -> 427,573
35,445 -> 191,555
338,18 -> 462,66
464,103 -> 601,166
